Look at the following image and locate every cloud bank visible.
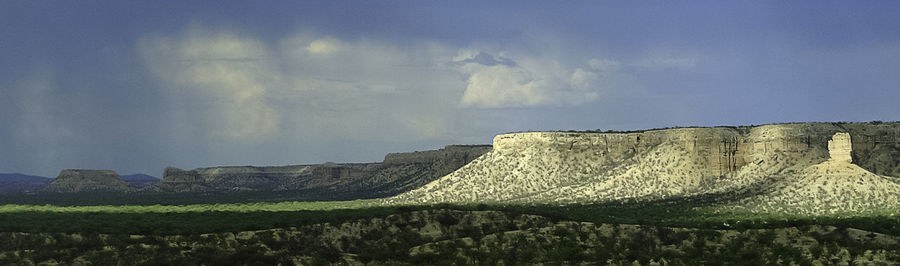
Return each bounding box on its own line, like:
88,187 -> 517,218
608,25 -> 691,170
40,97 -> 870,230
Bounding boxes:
139,28 -> 280,139
137,26 -> 649,145
454,50 -> 621,108
139,27 -> 479,143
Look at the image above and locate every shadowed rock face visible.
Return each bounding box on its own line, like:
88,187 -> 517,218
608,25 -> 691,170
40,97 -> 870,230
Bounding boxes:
45,170 -> 131,193
840,123 -> 900,177
152,145 -> 491,195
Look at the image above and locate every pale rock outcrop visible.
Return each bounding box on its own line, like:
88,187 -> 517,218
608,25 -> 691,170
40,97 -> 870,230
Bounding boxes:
392,124 -> 843,203
728,131 -> 900,216
838,123 -> 900,177
392,122 -> 900,216
828,132 -> 853,163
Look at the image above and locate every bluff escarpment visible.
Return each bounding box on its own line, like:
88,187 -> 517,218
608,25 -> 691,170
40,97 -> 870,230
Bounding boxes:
44,170 -> 132,193
153,145 -> 491,196
393,122 -> 900,214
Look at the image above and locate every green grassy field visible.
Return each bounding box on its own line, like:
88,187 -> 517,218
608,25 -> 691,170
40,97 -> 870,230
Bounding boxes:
1,198 -> 897,236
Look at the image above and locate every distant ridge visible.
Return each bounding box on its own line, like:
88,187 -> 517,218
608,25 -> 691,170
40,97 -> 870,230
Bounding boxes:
120,174 -> 159,188
0,173 -> 52,194
151,145 -> 491,197
0,173 -> 51,182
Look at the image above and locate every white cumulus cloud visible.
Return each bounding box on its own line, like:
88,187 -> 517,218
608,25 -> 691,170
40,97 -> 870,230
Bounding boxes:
455,50 -> 616,108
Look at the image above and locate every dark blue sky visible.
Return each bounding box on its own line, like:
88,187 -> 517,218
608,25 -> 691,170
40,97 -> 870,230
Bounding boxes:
2,1 -> 898,177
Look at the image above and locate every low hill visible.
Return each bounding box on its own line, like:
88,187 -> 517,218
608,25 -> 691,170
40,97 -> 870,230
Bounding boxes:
0,173 -> 51,194
44,170 -> 132,193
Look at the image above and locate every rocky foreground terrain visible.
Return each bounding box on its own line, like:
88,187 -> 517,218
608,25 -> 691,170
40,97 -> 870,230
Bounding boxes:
0,210 -> 896,265
391,122 -> 900,215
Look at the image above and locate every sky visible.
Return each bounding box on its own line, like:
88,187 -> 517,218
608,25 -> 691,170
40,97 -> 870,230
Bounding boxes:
1,1 -> 899,177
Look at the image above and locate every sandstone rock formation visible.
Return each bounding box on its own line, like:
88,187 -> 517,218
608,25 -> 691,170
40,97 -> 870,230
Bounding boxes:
392,124 -> 835,203
152,145 -> 491,196
726,131 -> 900,215
828,132 -> 853,163
838,122 -> 900,177
391,122 -> 900,215
45,170 -> 132,193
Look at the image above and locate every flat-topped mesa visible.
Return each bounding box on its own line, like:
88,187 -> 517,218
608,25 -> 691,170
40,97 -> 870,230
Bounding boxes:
491,125 -> 843,177
828,132 -> 853,163
383,145 -> 492,173
393,123 -> 900,204
45,169 -> 131,193
152,145 -> 492,194
154,165 -> 318,192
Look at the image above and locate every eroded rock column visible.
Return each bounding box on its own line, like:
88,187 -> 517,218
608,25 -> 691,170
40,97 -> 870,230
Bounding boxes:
828,132 -> 852,163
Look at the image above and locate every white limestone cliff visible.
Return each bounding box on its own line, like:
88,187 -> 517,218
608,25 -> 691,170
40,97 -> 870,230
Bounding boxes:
828,132 -> 853,163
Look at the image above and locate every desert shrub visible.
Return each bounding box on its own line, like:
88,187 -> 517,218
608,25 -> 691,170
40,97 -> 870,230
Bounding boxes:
436,212 -> 460,226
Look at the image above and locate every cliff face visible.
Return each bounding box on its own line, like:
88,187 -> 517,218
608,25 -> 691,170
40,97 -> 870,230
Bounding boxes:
154,164 -> 380,192
152,145 -> 491,196
841,123 -> 900,177
392,122 -> 900,215
45,170 -> 132,193
383,145 -> 493,174
490,124 -> 846,178
828,132 -> 853,163
727,132 -> 900,215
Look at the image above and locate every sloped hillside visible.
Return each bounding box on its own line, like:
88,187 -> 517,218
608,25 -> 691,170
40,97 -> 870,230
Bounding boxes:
45,170 -> 132,193
391,123 -> 900,215
392,124 -> 837,203
727,133 -> 900,215
734,161 -> 900,215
